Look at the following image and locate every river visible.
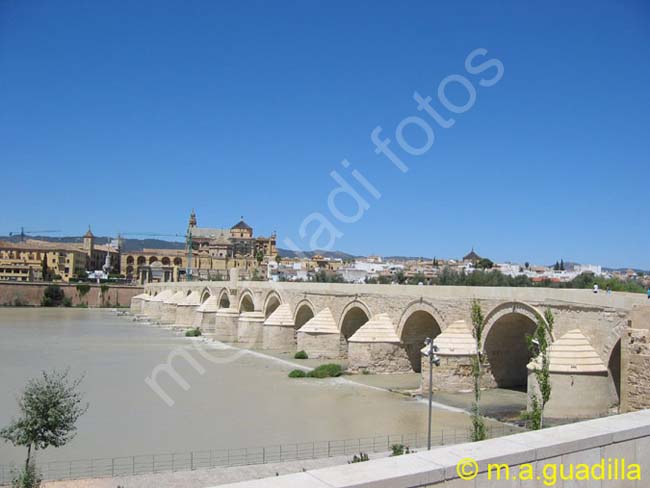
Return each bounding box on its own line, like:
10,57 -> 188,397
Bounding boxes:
0,308 -> 491,466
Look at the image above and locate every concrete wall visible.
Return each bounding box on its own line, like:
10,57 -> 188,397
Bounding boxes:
0,281 -> 142,308
216,409 -> 650,488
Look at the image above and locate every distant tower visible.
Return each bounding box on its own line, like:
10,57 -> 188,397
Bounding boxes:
83,226 -> 95,254
188,209 -> 197,229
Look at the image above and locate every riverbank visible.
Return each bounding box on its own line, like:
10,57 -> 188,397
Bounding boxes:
0,281 -> 142,307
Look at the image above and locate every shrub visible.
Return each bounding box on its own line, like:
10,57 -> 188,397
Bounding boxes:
62,297 -> 72,308
389,444 -> 414,456
307,363 -> 343,378
294,350 -> 308,360
349,452 -> 369,464
185,328 -> 202,337
289,364 -> 343,379
75,284 -> 91,297
41,285 -> 65,307
11,460 -> 41,488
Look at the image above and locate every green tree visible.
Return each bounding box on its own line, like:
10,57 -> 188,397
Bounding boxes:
255,250 -> 264,265
274,254 -> 281,265
394,270 -> 406,284
526,308 -> 554,429
476,258 -> 494,269
1,370 -> 88,477
470,300 -> 487,441
41,285 -> 65,307
40,254 -> 50,282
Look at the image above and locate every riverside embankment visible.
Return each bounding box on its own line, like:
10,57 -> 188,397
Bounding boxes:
0,281 -> 142,307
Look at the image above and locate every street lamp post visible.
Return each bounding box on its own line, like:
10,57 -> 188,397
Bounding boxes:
423,337 -> 440,450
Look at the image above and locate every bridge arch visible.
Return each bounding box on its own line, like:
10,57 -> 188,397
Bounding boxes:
338,300 -> 371,354
483,301 -> 550,389
263,291 -> 282,319
397,301 -> 444,372
200,287 -> 211,303
217,288 -> 230,309
603,319 -> 627,406
293,299 -> 315,329
238,289 -> 255,313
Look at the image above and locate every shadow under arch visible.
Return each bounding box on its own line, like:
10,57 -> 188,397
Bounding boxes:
238,289 -> 255,313
482,301 -> 551,389
200,287 -> 211,303
397,301 -> 444,372
608,338 -> 622,405
338,300 -> 371,356
217,288 -> 230,309
263,291 -> 282,319
293,299 -> 315,329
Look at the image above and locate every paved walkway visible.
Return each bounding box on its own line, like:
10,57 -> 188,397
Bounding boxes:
43,451 -> 391,488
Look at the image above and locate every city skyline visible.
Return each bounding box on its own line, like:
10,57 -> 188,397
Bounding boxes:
1,1 -> 648,268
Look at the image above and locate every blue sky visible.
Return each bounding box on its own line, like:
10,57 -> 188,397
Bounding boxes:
1,1 -> 648,268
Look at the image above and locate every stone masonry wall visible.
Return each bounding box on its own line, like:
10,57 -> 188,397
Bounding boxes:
421,355 -> 497,393
0,281 -> 142,308
625,328 -> 650,411
347,342 -> 412,374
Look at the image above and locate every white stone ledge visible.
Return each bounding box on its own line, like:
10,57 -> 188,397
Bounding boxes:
213,410 -> 650,487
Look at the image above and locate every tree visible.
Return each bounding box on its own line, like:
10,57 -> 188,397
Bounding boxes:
274,254 -> 281,265
1,370 -> 88,476
476,258 -> 494,269
559,259 -> 565,271
41,285 -> 65,307
524,262 -> 529,269
394,270 -> 406,284
526,308 -> 554,429
255,250 -> 264,265
470,300 -> 487,441
41,254 -> 50,282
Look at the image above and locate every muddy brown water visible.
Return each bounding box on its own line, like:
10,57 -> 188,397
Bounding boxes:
0,308 -> 504,465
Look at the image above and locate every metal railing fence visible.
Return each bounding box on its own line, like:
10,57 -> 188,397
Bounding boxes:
0,425 -> 520,484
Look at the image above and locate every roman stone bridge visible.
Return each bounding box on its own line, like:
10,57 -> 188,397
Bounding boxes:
131,277 -> 650,419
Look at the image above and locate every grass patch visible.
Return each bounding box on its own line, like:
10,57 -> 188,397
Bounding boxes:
294,350 -> 308,359
185,327 -> 202,337
308,363 -> 343,378
288,363 -> 344,379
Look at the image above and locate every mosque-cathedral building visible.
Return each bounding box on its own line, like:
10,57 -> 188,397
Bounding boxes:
121,211 -> 277,283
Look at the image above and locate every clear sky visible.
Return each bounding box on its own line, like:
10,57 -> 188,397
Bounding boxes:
1,1 -> 648,268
